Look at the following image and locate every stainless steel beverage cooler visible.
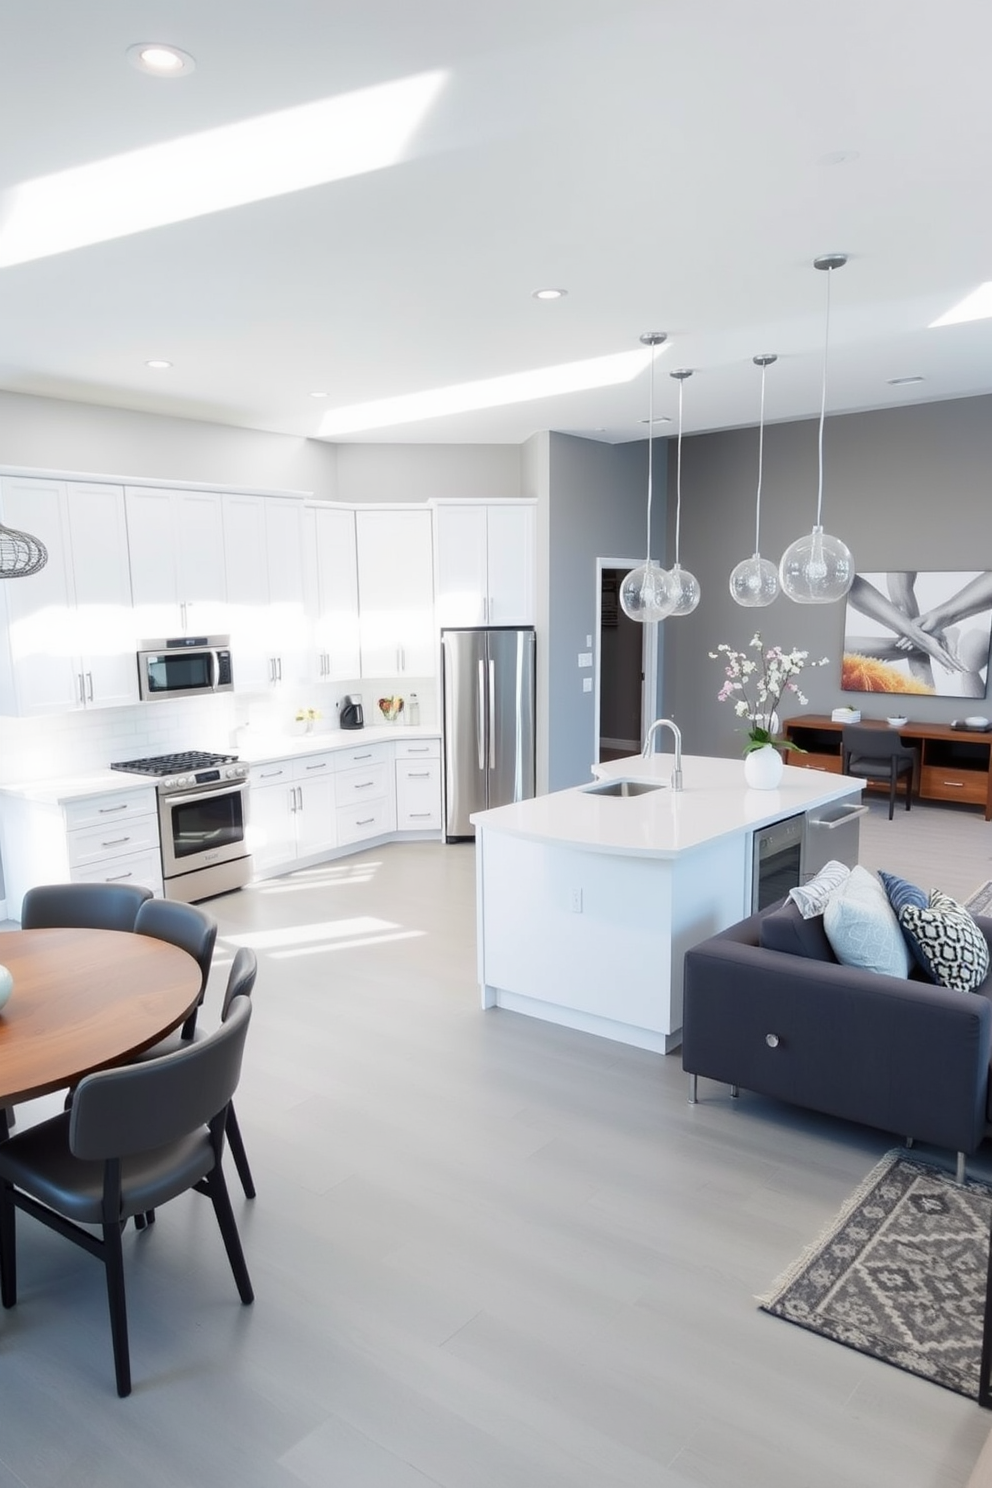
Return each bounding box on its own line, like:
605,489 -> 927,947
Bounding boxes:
801,800 -> 868,881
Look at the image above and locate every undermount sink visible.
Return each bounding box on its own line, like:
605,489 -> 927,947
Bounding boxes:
582,778 -> 665,798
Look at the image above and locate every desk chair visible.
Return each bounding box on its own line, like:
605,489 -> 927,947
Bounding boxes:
0,997 -> 253,1397
842,723 -> 917,821
20,882 -> 153,933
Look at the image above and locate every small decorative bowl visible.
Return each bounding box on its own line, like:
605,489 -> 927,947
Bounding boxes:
886,716 -> 908,728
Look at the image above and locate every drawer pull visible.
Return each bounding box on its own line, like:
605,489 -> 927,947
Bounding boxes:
942,780 -> 965,787
408,746 -> 430,753
305,762 -> 328,771
352,752 -> 372,760
406,771 -> 431,779
98,804 -> 129,814
101,837 -> 132,847
409,812 -> 433,819
354,780 -> 375,789
766,1033 -> 780,1048
260,769 -> 285,779
355,816 -> 375,826
106,871 -> 134,882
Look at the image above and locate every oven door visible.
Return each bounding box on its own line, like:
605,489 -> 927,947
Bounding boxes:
158,783 -> 248,880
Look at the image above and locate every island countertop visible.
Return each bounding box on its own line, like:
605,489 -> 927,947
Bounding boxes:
471,752 -> 863,859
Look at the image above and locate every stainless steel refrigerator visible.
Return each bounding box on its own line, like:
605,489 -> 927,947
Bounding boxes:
441,626 -> 536,840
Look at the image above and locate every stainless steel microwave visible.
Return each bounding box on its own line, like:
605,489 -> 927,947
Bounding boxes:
137,636 -> 234,702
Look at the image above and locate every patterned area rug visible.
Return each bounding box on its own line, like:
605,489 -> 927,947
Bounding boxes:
966,882 -> 992,917
760,1152 -> 992,1399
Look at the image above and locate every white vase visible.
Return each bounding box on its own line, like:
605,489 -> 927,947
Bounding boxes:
744,743 -> 784,790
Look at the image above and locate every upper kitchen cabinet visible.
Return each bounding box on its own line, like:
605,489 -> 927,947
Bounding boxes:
223,494 -> 307,690
0,479 -> 138,716
355,508 -> 435,678
434,502 -> 535,628
125,487 -> 227,640
305,505 -> 361,682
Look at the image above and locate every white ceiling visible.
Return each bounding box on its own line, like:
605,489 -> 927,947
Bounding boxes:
2,0 -> 991,446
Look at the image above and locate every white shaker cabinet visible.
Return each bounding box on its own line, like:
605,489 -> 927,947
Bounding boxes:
125,487 -> 227,640
0,478 -> 138,716
433,501 -> 535,628
247,752 -> 337,874
395,737 -> 442,831
306,505 -> 361,682
224,494 -> 307,690
355,508 -> 435,677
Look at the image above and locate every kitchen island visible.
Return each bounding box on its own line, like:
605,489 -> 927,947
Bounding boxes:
472,752 -> 862,1052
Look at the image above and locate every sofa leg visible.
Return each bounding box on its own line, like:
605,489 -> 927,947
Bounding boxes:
730,1084 -> 740,1099
957,1152 -> 967,1186
905,1136 -> 914,1148
687,1074 -> 697,1105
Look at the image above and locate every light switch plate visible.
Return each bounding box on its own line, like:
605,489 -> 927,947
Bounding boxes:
578,652 -> 592,667
583,677 -> 592,692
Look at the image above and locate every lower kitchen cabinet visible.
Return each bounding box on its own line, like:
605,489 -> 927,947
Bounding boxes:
395,737 -> 442,831
0,784 -> 163,918
247,753 -> 337,875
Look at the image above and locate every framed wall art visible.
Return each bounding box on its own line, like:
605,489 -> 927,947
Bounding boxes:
842,570 -> 992,699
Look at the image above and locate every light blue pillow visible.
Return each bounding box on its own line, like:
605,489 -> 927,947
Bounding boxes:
823,865 -> 912,978
789,860 -> 850,919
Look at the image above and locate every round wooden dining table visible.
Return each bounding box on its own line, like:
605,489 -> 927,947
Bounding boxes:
0,927 -> 202,1106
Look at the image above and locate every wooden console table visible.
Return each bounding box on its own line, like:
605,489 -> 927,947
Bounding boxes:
783,714 -> 992,820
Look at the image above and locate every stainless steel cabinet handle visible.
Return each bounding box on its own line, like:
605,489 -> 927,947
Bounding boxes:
78,673 -> 85,704
276,656 -> 283,681
86,671 -> 94,701
407,745 -> 430,753
353,752 -> 372,760
106,871 -> 134,881
356,816 -> 375,826
260,769 -> 285,779
407,771 -> 431,778
297,786 -> 304,811
354,780 -> 375,790
101,837 -> 132,847
409,812 -> 433,818
305,761 -> 327,771
98,804 -> 129,814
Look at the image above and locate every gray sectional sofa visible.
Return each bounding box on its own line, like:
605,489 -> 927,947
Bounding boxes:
681,897 -> 992,1178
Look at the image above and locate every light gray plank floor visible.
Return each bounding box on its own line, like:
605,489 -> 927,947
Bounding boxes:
2,810 -> 992,1486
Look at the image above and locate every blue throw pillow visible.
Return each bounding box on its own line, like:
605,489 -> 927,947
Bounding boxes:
879,869 -> 934,978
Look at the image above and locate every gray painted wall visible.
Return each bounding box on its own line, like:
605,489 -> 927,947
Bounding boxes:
547,432 -> 665,791
665,393 -> 992,757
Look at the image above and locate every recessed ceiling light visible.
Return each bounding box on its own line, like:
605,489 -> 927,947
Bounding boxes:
532,288 -> 567,300
144,359 -> 172,369
127,43 -> 196,77
887,375 -> 925,386
930,282 -> 992,327
318,345 -> 660,436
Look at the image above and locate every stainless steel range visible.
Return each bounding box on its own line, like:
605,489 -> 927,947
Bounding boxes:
110,750 -> 251,903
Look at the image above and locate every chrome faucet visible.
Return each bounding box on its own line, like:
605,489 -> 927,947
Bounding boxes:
642,717 -> 683,790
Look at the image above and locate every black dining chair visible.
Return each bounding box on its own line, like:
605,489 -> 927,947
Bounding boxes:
20,881 -> 153,933
133,898 -> 217,1041
0,997 -> 253,1397
842,723 -> 917,820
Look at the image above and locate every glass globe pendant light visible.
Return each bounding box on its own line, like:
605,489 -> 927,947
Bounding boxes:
619,332 -> 677,623
665,368 -> 700,616
779,253 -> 854,604
729,354 -> 779,607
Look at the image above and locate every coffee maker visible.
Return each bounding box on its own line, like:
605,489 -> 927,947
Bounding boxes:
340,694 -> 364,730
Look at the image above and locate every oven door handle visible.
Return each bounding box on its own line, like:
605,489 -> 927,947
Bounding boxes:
161,784 -> 247,809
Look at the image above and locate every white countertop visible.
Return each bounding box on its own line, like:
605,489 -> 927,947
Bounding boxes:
0,726 -> 442,805
471,752 -> 864,859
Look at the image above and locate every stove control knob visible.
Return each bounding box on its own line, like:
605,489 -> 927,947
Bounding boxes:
179,775 -> 191,787
163,777 -> 175,788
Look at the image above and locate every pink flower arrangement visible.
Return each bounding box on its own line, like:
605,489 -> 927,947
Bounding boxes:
710,633 -> 828,754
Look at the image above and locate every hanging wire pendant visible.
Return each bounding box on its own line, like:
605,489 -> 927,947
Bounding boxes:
730,354 -> 780,607
665,369 -> 700,616
0,522 -> 48,578
780,254 -> 854,604
620,332 -> 677,623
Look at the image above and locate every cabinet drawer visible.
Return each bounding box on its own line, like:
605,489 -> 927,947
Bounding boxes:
64,788 -> 157,831
335,761 -> 388,805
396,759 -> 441,830
336,797 -> 395,845
333,742 -> 389,771
293,751 -> 335,780
71,849 -> 163,896
920,764 -> 988,805
785,751 -> 841,774
394,737 -> 440,760
66,812 -> 161,868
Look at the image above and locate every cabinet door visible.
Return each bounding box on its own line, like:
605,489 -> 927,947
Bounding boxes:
265,499 -> 307,685
0,477 -> 79,714
246,770 -> 296,873
486,504 -> 535,625
295,770 -> 337,858
356,509 -> 435,677
434,505 -> 487,628
125,487 -> 182,637
173,490 -> 227,634
223,493 -> 272,690
312,507 -> 361,680
66,483 -> 139,708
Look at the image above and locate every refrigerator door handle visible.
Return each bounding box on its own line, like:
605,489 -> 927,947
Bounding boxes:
477,658 -> 487,769
488,658 -> 496,769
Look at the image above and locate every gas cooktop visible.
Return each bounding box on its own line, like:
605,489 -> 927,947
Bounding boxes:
111,750 -> 239,777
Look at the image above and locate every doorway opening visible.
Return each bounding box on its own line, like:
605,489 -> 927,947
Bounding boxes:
595,562 -> 657,764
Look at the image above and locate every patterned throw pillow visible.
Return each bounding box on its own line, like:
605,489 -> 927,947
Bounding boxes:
823,865 -> 911,978
789,860 -> 851,919
897,889 -> 991,993
878,869 -> 928,918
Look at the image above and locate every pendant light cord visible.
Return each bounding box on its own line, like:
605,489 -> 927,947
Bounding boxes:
815,265 -> 833,528
754,361 -> 767,554
645,347 -> 655,561
674,376 -> 684,566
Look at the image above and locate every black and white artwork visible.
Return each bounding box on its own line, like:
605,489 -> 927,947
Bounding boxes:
842,570 -> 992,698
